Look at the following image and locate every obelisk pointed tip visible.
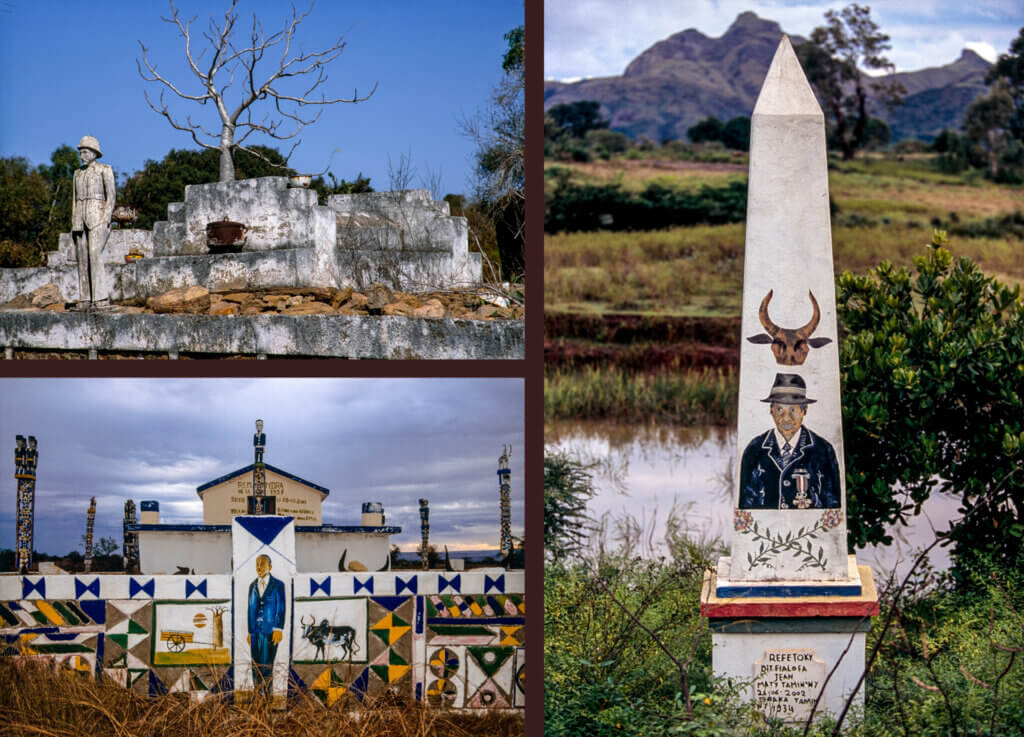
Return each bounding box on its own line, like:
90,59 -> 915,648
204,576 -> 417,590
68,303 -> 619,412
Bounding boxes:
753,34 -> 822,117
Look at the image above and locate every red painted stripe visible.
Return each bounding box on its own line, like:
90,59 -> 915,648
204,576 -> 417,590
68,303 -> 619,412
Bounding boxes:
701,599 -> 879,618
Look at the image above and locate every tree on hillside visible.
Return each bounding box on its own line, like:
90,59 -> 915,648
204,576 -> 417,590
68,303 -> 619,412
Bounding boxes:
122,146 -> 370,230
966,29 -> 1024,182
463,26 -> 525,281
720,116 -> 751,151
138,0 -> 375,182
837,232 -> 1024,578
986,26 -> 1024,140
963,82 -> 1017,180
547,100 -> 609,140
797,4 -> 904,160
687,116 -> 723,144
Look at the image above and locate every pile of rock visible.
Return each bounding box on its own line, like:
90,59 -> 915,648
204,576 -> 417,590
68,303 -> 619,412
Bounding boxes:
1,283 -> 522,321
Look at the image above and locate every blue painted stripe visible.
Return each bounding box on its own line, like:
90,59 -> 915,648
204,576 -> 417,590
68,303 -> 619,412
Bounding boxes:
124,523 -> 402,533
426,617 -> 524,625
715,583 -> 863,598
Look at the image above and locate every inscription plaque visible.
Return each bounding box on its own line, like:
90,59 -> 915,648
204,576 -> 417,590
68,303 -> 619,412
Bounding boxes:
753,648 -> 826,721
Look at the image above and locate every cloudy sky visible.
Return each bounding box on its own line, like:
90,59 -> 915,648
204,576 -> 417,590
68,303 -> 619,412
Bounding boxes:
0,378 -> 524,556
0,0 -> 522,197
545,0 -> 1024,81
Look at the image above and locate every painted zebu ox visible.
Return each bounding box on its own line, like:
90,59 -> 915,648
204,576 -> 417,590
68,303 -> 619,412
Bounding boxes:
299,615 -> 359,662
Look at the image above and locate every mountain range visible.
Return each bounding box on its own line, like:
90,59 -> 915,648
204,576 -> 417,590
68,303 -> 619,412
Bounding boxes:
543,12 -> 991,143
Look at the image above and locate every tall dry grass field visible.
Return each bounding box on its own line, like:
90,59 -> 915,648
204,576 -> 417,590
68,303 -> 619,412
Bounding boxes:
545,154 -> 1024,316
0,659 -> 523,737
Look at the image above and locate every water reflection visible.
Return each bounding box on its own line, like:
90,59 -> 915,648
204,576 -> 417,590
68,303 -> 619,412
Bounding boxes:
546,419 -> 959,579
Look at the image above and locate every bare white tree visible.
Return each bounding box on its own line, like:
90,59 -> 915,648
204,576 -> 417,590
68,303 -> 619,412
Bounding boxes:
138,0 -> 376,182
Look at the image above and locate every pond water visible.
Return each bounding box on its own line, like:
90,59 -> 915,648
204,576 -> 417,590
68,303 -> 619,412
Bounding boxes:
546,419 -> 960,580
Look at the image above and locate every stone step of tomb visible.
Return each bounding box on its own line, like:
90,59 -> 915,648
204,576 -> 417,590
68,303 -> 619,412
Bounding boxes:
166,201 -> 185,224
47,230 -> 155,268
328,189 -> 451,226
152,221 -> 188,256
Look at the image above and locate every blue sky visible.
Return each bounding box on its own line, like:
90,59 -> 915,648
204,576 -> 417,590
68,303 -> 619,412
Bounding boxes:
545,0 -> 1024,80
0,378 -> 524,556
0,0 -> 523,197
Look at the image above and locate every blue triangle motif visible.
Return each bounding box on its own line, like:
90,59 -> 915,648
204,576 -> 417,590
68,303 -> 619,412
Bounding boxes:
210,666 -> 234,694
74,577 -> 100,598
21,577 -> 44,599
310,577 -> 330,596
484,574 -> 505,593
438,574 -> 461,593
350,667 -> 371,701
354,577 -> 373,594
396,576 -> 417,595
148,669 -> 168,696
287,667 -> 307,698
185,579 -> 208,598
371,596 -> 407,612
235,516 -> 293,546
130,578 -> 154,598
78,599 -> 106,624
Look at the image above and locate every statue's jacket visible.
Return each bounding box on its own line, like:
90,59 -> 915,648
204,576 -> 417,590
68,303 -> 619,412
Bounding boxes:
72,162 -> 115,231
739,426 -> 841,509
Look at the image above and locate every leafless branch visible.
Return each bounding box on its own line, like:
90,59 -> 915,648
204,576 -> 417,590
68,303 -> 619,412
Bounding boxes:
138,0 -> 376,180
142,90 -> 219,150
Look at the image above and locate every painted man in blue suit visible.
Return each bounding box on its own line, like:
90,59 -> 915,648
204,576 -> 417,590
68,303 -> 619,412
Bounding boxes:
247,553 -> 285,691
739,374 -> 841,510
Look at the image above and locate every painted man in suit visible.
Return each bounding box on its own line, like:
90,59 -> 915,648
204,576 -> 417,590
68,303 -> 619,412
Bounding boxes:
247,553 -> 285,691
739,373 -> 841,510
72,135 -> 116,305
253,419 -> 266,464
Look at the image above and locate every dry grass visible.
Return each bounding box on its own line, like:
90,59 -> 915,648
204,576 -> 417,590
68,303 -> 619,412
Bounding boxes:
545,366 -> 738,425
546,159 -> 746,190
0,659 -> 523,737
545,154 -> 1024,316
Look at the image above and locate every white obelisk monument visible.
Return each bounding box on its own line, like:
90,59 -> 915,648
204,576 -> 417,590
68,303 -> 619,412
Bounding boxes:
701,37 -> 878,722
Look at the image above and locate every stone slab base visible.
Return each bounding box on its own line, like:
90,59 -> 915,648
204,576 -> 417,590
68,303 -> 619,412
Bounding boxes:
704,564 -> 877,722
714,555 -> 863,598
0,311 -> 524,359
711,624 -> 868,721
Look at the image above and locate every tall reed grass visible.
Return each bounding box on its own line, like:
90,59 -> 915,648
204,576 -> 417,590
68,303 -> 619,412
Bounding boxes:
0,659 -> 523,737
545,366 -> 738,425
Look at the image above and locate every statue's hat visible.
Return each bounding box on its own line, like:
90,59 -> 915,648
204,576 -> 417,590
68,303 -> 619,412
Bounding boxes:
77,135 -> 102,157
760,373 -> 816,405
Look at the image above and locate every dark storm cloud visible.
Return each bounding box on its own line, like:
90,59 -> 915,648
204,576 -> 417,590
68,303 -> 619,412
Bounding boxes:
0,378 -> 524,555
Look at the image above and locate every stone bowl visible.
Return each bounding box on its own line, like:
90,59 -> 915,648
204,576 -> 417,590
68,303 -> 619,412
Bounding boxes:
206,220 -> 247,253
112,205 -> 137,227
288,175 -> 312,188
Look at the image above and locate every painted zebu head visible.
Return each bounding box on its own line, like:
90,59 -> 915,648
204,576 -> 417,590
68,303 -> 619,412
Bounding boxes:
746,290 -> 832,366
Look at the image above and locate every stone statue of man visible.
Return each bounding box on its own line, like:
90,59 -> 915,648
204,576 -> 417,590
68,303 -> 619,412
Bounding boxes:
72,135 -> 115,305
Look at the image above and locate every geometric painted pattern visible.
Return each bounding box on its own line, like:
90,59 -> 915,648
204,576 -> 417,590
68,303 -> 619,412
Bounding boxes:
311,667 -> 348,706
0,571 -> 524,709
369,612 -> 411,647
425,594 -> 524,618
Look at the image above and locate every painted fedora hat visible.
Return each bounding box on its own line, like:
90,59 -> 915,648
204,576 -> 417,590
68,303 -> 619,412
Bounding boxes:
760,373 -> 817,405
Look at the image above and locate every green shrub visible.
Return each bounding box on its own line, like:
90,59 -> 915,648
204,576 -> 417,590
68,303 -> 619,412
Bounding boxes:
545,179 -> 747,233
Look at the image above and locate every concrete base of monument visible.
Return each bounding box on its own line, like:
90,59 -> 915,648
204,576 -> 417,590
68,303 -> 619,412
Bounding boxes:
715,555 -> 863,597
0,310 -> 524,359
702,565 -> 879,722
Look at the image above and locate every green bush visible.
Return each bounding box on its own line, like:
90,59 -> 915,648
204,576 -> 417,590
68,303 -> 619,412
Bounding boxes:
837,232 -> 1024,577
862,559 -> 1024,736
545,179 -> 747,233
